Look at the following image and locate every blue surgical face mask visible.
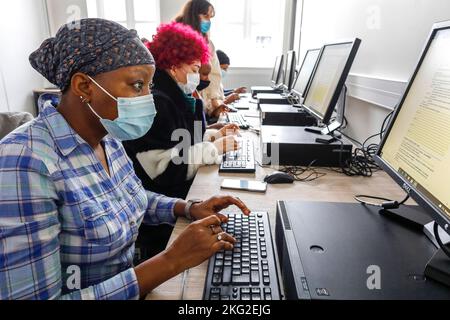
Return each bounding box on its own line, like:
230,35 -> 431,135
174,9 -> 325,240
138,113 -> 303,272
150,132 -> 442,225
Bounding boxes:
221,69 -> 227,79
200,20 -> 211,34
85,76 -> 157,141
178,72 -> 201,95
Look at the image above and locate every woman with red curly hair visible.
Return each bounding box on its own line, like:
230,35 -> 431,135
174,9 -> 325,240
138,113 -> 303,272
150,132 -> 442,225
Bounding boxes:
124,22 -> 240,200
124,22 -> 241,260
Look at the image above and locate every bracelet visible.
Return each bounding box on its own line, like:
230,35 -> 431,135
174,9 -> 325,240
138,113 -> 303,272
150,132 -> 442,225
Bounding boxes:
184,199 -> 203,221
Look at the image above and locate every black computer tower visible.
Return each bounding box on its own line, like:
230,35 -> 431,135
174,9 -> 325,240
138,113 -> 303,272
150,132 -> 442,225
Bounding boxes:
261,125 -> 352,167
260,104 -> 317,127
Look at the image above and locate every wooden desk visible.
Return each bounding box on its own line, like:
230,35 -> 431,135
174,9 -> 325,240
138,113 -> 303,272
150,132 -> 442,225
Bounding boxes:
146,103 -> 414,300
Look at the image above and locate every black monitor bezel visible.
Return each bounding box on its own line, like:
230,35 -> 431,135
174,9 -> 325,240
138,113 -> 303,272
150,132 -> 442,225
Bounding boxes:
271,56 -> 281,83
292,48 -> 322,98
302,38 -> 361,125
283,50 -> 297,92
271,55 -> 285,87
375,21 -> 450,235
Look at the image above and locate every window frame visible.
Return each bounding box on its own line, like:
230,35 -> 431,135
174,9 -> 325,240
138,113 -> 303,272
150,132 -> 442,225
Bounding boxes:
211,0 -> 288,68
88,0 -> 161,32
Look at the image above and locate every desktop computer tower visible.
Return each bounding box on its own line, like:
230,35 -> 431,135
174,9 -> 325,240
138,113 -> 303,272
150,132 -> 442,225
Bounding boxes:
257,93 -> 290,106
275,201 -> 450,300
251,86 -> 283,98
260,104 -> 317,127
261,125 -> 353,167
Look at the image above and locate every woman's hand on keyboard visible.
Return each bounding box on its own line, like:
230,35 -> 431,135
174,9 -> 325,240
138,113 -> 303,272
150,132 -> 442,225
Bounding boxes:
190,195 -> 251,222
165,215 -> 236,272
217,124 -> 240,139
214,135 -> 240,155
224,93 -> 240,104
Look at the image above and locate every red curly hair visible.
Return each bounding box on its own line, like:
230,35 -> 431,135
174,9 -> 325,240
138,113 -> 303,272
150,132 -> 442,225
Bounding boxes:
147,22 -> 210,70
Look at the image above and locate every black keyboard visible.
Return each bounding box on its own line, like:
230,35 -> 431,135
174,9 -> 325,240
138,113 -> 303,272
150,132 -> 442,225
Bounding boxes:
219,139 -> 256,174
227,113 -> 250,130
203,212 -> 281,301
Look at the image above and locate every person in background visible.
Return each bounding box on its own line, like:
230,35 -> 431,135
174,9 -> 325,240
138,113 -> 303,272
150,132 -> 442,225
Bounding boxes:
216,50 -> 247,101
175,0 -> 230,119
194,63 -> 226,129
123,22 -> 241,261
0,18 -> 250,300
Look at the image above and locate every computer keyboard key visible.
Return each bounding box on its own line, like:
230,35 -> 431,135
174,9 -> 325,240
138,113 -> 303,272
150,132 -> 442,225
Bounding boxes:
241,294 -> 251,301
232,274 -> 250,285
223,267 -> 232,284
211,288 -> 221,295
251,288 -> 261,294
241,288 -> 251,295
213,274 -> 222,285
211,294 -> 220,300
221,295 -> 230,301
252,293 -> 261,300
251,271 -> 260,285
265,294 -> 272,301
263,277 -> 270,285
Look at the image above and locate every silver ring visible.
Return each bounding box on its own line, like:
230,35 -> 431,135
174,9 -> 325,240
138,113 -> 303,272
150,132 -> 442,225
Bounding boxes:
217,234 -> 223,241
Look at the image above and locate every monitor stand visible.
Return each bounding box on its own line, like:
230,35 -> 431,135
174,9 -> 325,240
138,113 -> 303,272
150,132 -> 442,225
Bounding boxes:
425,247 -> 450,287
380,206 -> 450,288
425,222 -> 450,287
304,85 -> 347,137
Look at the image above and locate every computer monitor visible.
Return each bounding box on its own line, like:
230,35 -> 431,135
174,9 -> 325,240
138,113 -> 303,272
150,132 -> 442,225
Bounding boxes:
292,48 -> 321,98
271,55 -> 285,88
302,39 -> 361,125
283,51 -> 297,92
376,21 -> 450,277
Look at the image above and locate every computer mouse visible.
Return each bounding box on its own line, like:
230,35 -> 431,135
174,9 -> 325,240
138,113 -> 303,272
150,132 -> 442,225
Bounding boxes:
264,172 -> 295,184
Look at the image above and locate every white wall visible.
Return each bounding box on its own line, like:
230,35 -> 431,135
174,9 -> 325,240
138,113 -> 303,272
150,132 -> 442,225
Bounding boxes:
297,0 -> 450,142
160,0 -> 185,23
0,0 -> 50,115
46,0 -> 88,35
0,66 -> 9,113
300,0 -> 450,81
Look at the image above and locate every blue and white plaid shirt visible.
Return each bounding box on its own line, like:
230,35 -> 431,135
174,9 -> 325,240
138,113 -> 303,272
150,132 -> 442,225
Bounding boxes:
0,105 -> 178,300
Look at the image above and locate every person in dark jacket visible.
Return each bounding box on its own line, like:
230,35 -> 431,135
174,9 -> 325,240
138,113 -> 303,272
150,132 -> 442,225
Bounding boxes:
123,22 -> 240,260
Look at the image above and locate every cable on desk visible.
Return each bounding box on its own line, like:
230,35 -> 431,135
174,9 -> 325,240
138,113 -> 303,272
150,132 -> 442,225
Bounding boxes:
331,110 -> 395,177
433,222 -> 450,259
354,194 -> 410,210
279,160 -> 327,182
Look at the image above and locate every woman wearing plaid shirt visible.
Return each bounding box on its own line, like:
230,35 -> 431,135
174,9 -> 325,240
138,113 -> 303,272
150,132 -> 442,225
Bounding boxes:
0,19 -> 250,300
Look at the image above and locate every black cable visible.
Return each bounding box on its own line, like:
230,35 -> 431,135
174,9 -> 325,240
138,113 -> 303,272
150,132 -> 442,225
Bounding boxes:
433,222 -> 450,259
279,160 -> 327,182
331,110 -> 395,177
354,194 -> 410,209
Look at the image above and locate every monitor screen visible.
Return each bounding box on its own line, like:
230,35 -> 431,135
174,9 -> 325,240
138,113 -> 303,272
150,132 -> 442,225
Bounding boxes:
303,40 -> 360,124
271,55 -> 284,86
293,48 -> 321,97
283,51 -> 297,91
271,56 -> 281,83
378,26 -> 450,229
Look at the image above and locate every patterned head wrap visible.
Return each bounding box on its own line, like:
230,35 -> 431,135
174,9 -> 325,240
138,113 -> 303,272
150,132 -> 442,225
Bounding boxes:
29,18 -> 155,91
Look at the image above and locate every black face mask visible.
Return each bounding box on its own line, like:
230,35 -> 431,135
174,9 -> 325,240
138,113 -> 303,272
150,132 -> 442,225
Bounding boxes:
197,80 -> 211,91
